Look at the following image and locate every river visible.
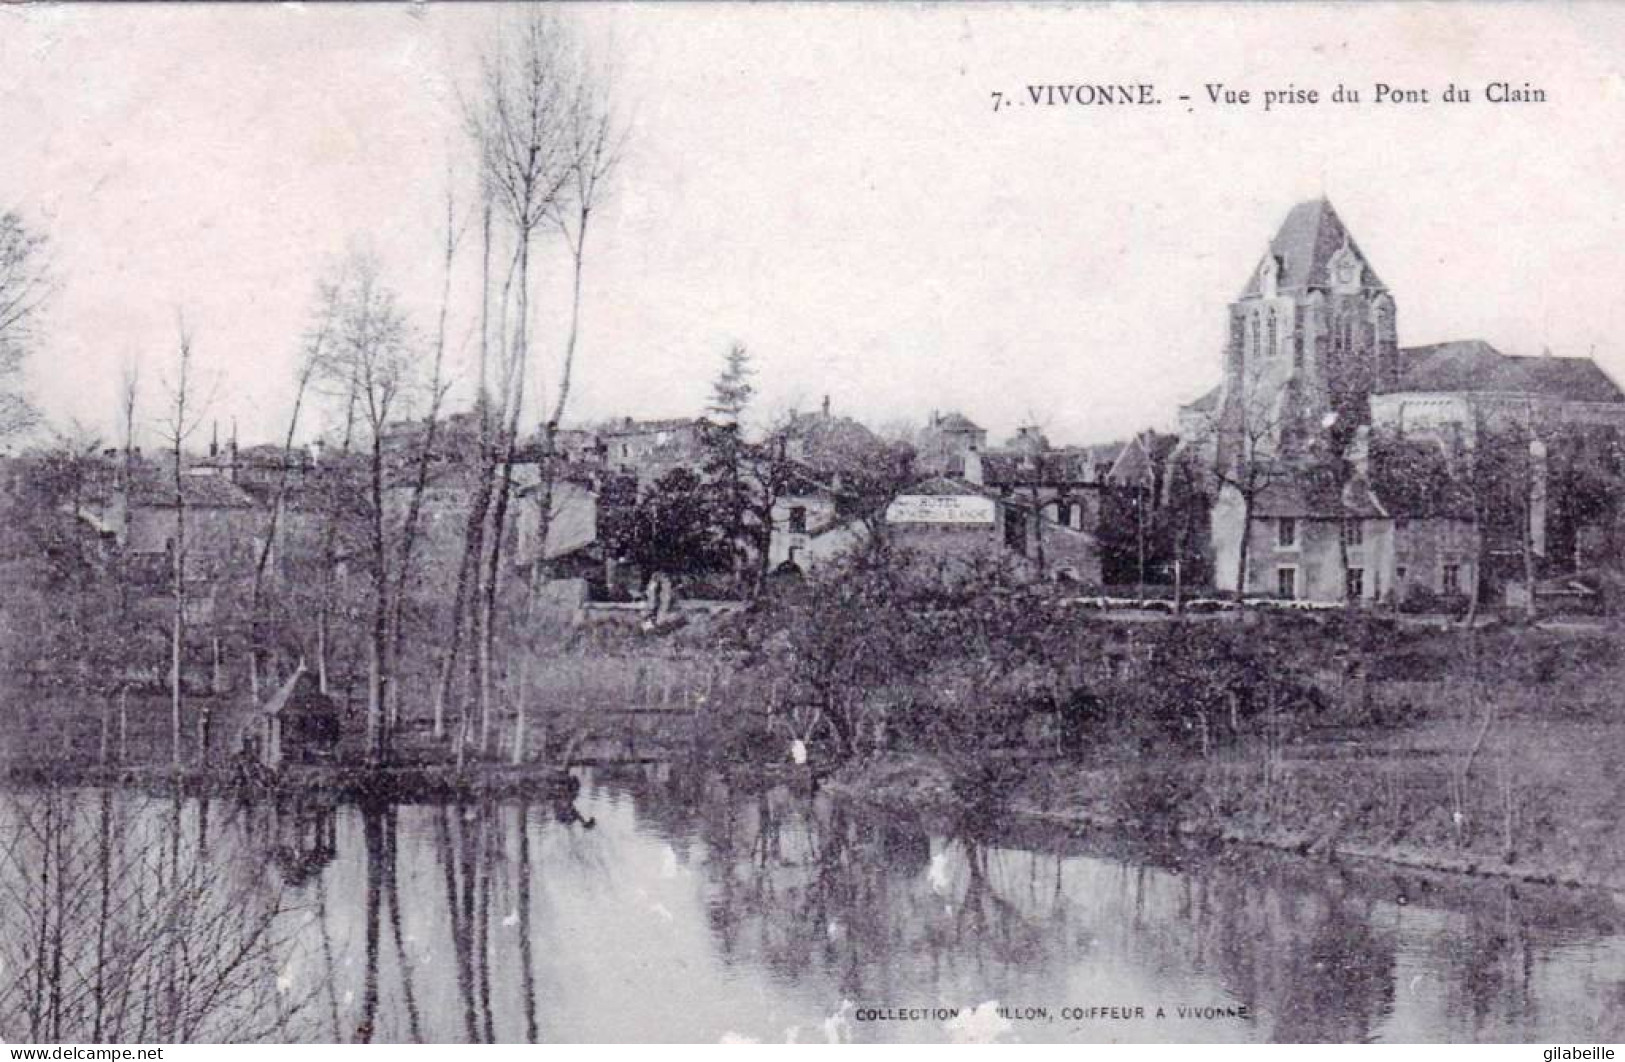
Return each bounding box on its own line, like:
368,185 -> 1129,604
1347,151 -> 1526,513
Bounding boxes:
1,770 -> 1621,1043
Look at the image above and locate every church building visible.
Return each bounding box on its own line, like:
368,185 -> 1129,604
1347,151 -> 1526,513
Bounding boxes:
1177,198 -> 1625,605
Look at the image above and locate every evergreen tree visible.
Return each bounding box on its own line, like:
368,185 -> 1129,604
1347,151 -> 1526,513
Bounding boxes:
702,344 -> 756,585
707,342 -> 754,423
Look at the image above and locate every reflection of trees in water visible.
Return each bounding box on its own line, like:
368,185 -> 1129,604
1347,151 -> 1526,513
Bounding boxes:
0,787 -> 311,1041
1116,857 -> 1397,1042
1115,851 -> 1570,1043
676,786 -> 1431,1043
687,788 -> 1066,1000
13,778 -> 1599,1044
346,796 -> 592,1043
1421,886 -> 1540,1039
1264,890 -> 1395,1042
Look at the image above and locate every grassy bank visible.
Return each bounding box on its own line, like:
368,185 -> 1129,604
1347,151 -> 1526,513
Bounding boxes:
828,699 -> 1625,892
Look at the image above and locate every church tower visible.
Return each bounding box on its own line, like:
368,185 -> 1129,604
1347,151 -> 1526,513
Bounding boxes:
1214,198 -> 1398,472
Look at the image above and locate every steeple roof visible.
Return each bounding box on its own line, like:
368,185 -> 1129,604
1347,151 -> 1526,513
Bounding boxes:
1240,198 -> 1385,298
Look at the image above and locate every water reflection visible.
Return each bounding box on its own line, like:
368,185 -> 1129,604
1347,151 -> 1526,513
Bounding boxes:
2,775 -> 1621,1042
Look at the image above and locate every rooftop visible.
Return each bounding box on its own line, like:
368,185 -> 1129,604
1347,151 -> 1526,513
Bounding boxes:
1384,340 -> 1625,403
131,471 -> 259,509
1240,197 -> 1386,299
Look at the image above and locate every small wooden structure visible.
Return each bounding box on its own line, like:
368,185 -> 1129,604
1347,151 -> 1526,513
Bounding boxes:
244,665 -> 341,768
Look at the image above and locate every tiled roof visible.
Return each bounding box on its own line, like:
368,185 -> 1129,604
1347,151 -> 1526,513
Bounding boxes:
932,412 -> 983,433
1250,470 -> 1386,520
1240,198 -> 1385,298
974,449 -> 1096,487
897,475 -> 1001,499
1384,340 -> 1625,403
131,472 -> 258,509
600,417 -> 703,437
1107,432 -> 1178,483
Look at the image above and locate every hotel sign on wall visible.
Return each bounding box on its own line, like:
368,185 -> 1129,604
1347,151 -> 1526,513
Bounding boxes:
886,495 -> 996,525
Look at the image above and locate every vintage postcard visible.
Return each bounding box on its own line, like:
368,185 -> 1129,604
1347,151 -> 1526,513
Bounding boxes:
2,1 -> 1623,1047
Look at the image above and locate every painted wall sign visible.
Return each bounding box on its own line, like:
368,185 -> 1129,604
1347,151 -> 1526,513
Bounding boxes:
885,494 -> 996,525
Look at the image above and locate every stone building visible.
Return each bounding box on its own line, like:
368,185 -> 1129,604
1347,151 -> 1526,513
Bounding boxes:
881,476 -> 1101,584
1181,197 -> 1625,602
964,444 -> 1100,532
916,411 -> 987,475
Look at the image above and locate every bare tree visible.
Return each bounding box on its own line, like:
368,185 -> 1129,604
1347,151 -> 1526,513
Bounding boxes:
246,277 -> 341,701
155,318 -> 208,768
316,254 -> 414,766
113,358 -> 141,619
1203,355 -> 1292,596
472,9 -> 575,752
385,180 -> 464,733
454,9 -> 617,755
0,209 -> 52,442
529,70 -> 622,584
0,789 -> 312,1041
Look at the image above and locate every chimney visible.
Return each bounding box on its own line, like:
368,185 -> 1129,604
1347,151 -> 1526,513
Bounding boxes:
311,439 -> 325,466
228,419 -> 240,482
821,395 -> 831,418
209,421 -> 219,458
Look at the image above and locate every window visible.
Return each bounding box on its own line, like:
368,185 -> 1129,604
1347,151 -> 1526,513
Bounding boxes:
1442,563 -> 1462,596
1333,313 -> 1356,357
1053,500 -> 1073,527
1265,309 -> 1278,358
1345,567 -> 1365,600
1395,565 -> 1407,585
1277,567 -> 1297,600
788,506 -> 808,534
1277,518 -> 1297,548
1342,520 -> 1363,547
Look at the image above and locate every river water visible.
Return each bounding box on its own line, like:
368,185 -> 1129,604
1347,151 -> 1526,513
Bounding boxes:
2,771 -> 1621,1043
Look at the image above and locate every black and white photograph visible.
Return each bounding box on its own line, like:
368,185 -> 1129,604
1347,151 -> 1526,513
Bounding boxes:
1,1 -> 1623,1047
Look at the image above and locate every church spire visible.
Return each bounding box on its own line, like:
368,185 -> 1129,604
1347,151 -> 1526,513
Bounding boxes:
1240,198 -> 1385,299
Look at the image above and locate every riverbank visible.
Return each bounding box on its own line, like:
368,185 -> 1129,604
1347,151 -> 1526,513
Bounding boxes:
2,760 -> 581,803
827,714 -> 1625,894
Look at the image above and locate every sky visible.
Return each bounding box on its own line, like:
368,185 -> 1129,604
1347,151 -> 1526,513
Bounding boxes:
3,2 -> 1625,451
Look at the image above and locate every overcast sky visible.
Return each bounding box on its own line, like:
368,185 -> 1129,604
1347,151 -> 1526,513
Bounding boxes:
4,2 -> 1624,450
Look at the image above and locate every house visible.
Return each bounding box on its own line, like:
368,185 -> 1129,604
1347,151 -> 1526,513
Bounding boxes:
882,476 -> 1102,584
965,442 -> 1100,532
1223,480 -> 1479,604
765,463 -> 875,574
597,417 -> 709,486
764,401 -> 914,574
1215,430 -> 1481,603
512,474 -> 604,579
120,468 -> 262,564
916,411 -> 987,475
553,427 -> 608,464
